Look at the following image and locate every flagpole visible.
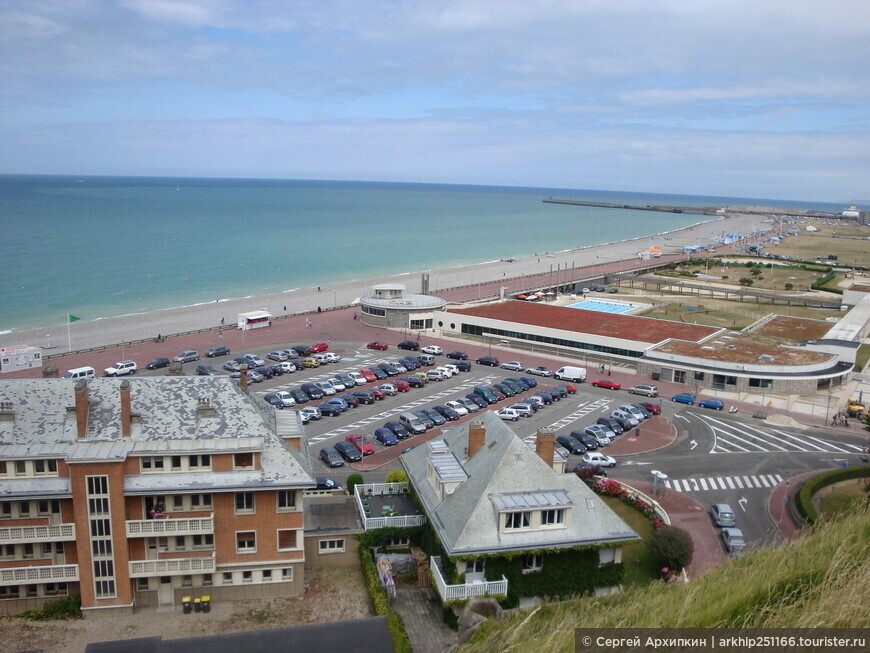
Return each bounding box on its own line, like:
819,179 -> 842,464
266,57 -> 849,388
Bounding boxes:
67,314 -> 72,352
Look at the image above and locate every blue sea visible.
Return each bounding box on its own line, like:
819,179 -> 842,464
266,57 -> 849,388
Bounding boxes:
0,175 -> 850,332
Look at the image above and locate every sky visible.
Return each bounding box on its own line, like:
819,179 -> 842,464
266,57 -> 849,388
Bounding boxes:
1,1 -> 869,203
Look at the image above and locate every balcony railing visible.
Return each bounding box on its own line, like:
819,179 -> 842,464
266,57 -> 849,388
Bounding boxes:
354,483 -> 427,531
429,556 -> 508,603
128,554 -> 216,578
0,523 -> 76,545
0,564 -> 79,586
125,514 -> 214,538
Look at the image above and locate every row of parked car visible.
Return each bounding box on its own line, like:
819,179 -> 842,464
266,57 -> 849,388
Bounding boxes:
317,375 -> 576,467
556,401 -> 663,468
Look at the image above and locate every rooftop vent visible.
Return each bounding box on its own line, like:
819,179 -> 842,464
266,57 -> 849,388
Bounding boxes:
701,346 -> 716,350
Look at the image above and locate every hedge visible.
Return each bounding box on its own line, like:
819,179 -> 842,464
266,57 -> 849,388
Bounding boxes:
795,465 -> 870,525
358,546 -> 413,653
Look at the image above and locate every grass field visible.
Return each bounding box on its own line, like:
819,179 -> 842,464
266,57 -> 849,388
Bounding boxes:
638,298 -> 841,330
766,235 -> 870,266
599,496 -> 659,587
816,480 -> 868,519
656,261 -> 829,292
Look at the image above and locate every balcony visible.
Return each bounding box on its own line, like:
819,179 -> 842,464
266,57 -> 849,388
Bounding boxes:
429,556 -> 508,603
0,564 -> 79,587
0,523 -> 76,545
128,554 -> 216,578
125,514 -> 214,538
354,483 -> 427,530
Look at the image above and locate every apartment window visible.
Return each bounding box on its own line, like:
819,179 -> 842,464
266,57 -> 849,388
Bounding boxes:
92,539 -> 112,556
34,459 -> 57,475
19,501 -> 30,517
276,490 -> 296,512
694,371 -> 705,381
522,554 -> 543,573
88,498 -> 109,515
0,461 -> 5,475
541,509 -> 565,526
15,461 -> 26,475
171,456 -> 183,470
748,378 -> 774,389
137,578 -> 150,590
192,534 -> 214,549
95,580 -> 115,598
191,493 -> 212,510
235,493 -> 255,514
181,575 -> 193,588
319,539 -> 345,554
175,536 -> 185,549
222,572 -> 233,584
43,542 -> 53,555
262,570 -> 273,582
387,536 -> 409,547
673,370 -> 688,384
242,571 -> 253,583
236,531 -> 256,553
173,496 -> 184,510
0,502 -> 10,519
22,543 -> 34,559
202,574 -> 213,587
505,511 -> 530,529
141,456 -> 165,472
281,568 -> 293,581
37,500 -> 51,516
189,454 -> 210,470
234,452 -> 254,469
712,374 -> 738,390
277,529 -> 298,551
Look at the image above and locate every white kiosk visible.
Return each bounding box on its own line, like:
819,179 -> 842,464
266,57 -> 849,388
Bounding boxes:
0,345 -> 43,373
237,310 -> 272,331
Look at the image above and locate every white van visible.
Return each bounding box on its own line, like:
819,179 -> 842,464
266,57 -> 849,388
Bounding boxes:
417,354 -> 435,366
555,366 -> 587,382
63,366 -> 96,380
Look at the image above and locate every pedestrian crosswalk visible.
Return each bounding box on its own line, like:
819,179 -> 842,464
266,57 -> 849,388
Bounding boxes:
697,414 -> 864,455
521,398 -> 613,446
665,473 -> 784,493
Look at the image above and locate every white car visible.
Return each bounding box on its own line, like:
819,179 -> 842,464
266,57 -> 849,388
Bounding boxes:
501,361 -> 524,372
442,364 -> 459,376
328,377 -> 346,392
277,361 -> 297,374
456,397 -> 480,413
313,353 -> 330,364
377,383 -> 398,396
348,372 -> 367,385
445,400 -> 469,416
421,345 -> 443,355
104,360 -> 137,376
582,452 -> 616,467
323,353 -> 341,363
497,407 -> 520,421
243,354 -> 266,367
524,366 -> 554,377
435,366 -> 455,378
299,406 -> 321,421
272,391 -> 296,407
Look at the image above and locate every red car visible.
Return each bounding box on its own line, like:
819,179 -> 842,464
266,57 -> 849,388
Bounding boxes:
310,342 -> 329,353
561,383 -> 577,394
592,379 -> 622,390
488,386 -> 506,401
394,380 -> 411,392
359,368 -> 377,382
640,402 -> 662,415
346,434 -> 375,456
366,341 -> 389,350
369,387 -> 385,400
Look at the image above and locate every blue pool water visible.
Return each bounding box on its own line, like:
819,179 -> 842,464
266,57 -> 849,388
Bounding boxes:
568,300 -> 634,314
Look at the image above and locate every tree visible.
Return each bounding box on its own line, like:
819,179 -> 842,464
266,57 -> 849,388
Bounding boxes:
784,283 -> 794,290
648,526 -> 694,571
739,277 -> 754,287
346,473 -> 364,496
385,469 -> 409,484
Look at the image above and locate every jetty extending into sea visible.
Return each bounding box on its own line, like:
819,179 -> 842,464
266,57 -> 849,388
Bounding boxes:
543,198 -> 840,219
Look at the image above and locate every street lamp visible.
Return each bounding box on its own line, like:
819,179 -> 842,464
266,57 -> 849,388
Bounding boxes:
333,289 -> 337,309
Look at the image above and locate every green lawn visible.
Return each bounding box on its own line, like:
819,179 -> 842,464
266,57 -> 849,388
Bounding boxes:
817,481 -> 868,519
599,495 -> 661,587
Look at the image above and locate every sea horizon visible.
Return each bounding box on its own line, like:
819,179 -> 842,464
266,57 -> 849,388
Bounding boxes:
0,174 -> 856,333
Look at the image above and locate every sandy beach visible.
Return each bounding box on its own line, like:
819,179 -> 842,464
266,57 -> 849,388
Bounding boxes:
3,211 -> 765,353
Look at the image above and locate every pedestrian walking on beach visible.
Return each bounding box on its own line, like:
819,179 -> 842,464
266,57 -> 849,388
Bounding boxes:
220,317 -> 225,325
317,286 -> 321,292
607,367 -> 611,376
353,312 -> 357,320
317,306 -> 322,313
283,305 -> 286,311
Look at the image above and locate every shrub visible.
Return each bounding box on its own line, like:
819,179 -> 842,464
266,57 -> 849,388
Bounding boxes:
784,283 -> 794,290
738,277 -> 754,286
385,469 -> 409,484
18,595 -> 81,620
648,526 -> 694,571
346,473 -> 364,496
574,465 -> 603,485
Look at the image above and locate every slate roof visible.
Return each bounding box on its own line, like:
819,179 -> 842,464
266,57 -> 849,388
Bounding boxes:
0,378 -> 314,497
401,411 -> 639,557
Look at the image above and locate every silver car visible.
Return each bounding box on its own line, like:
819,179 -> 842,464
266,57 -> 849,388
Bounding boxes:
629,384 -> 658,397
720,528 -> 746,556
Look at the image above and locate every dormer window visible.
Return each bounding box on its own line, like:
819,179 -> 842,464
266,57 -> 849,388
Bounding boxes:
541,509 -> 565,526
505,511 -> 530,529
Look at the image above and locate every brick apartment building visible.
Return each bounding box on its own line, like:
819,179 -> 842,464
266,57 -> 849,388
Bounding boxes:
0,376 -> 315,615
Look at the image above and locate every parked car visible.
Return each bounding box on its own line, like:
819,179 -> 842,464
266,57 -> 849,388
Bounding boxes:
402,375 -> 425,388
369,366 -> 388,380
299,406 -> 321,421
256,366 -> 274,379
710,503 -> 736,527
366,341 -> 389,350
476,356 -> 500,367
548,385 -> 568,399
597,416 -> 624,434
519,376 -> 538,388
329,395 -> 354,410
267,350 -> 288,361
290,388 -> 310,404
374,428 -> 399,446
292,345 -> 312,357
488,386 -> 506,401
465,393 -> 488,409
631,403 -> 653,419
195,364 -> 220,376
359,368 -> 377,382
303,357 -> 320,368
314,381 -> 337,396
570,430 -> 599,450
412,410 -> 436,429
426,370 -> 445,382
699,398 -> 725,411
397,340 -> 420,351
524,366 -> 553,377
265,364 -> 284,377
501,379 -> 523,394
247,370 -> 265,383
573,462 -> 607,477
720,528 -> 746,557
145,357 -> 170,370
671,393 -> 696,405
523,395 -> 544,410
263,394 -> 285,409
419,408 -> 446,426
608,287 -> 618,293
104,360 -> 137,376
592,379 -> 621,390
377,383 -> 397,396
334,441 -> 362,462
501,361 -> 524,371
493,382 -> 515,398
301,383 -> 324,400
174,350 -> 199,363
433,405 -> 461,421
280,348 -> 300,359
318,402 -> 343,417
509,403 -> 534,417
629,384 -> 659,397
535,390 -> 555,404
348,371 -> 367,385
270,391 -> 296,407
581,452 -> 616,467
310,342 -> 329,353
497,407 -> 520,421
445,351 -> 468,360
336,373 -> 357,388
313,353 -> 331,365
640,402 -> 662,415
445,400 -> 469,416
457,397 -> 481,412
556,435 -> 587,454
384,421 -> 410,439
327,377 -> 346,392
351,389 -> 377,404
453,360 -> 472,372
319,447 -> 345,467
394,380 -> 411,392
559,383 -> 577,394
346,434 -> 375,455
421,345 -> 443,355
243,353 -> 266,368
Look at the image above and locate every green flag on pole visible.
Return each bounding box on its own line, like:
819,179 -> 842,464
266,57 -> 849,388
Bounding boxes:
68,315 -> 81,323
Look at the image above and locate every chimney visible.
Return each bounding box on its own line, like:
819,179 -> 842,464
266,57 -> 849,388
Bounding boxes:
120,380 -> 131,437
0,402 -> 14,422
196,397 -> 216,418
285,435 -> 302,451
42,365 -> 59,378
535,427 -> 556,469
168,361 -> 184,376
239,364 -> 249,393
467,420 -> 486,458
74,380 -> 89,439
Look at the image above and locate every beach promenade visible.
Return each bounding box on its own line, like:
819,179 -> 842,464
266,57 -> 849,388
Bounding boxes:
3,211 -> 764,353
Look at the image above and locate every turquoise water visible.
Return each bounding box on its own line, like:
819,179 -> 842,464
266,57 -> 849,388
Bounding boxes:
567,300 -> 634,314
0,175 -> 849,331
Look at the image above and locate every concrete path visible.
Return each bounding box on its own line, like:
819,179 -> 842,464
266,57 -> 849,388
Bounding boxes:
392,585 -> 458,653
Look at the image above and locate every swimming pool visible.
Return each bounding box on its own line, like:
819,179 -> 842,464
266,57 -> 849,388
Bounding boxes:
567,300 -> 634,314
